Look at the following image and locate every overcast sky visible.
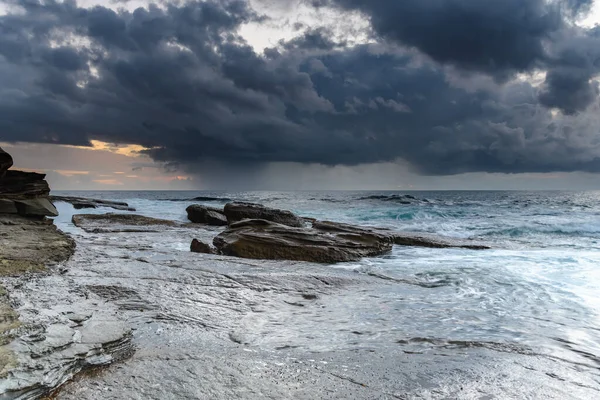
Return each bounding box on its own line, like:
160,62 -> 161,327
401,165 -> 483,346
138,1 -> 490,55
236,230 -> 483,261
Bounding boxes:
3,0 -> 600,190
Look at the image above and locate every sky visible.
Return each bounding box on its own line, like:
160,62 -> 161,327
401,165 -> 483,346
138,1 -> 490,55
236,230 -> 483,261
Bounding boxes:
3,0 -> 600,190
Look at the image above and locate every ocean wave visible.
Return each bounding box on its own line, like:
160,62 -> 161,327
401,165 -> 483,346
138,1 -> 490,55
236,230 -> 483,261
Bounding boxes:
358,194 -> 431,204
482,224 -> 600,237
158,196 -> 234,202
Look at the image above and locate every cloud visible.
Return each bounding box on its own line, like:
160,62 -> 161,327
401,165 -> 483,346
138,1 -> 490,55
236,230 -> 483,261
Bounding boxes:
1,0 -> 600,178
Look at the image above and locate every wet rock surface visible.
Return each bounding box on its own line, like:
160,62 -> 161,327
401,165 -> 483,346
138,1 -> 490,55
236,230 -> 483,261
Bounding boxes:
51,196 -> 136,212
213,219 -> 394,263
72,213 -> 178,233
40,219 -> 600,399
314,220 -> 491,250
224,202 -> 304,227
211,219 -> 488,264
391,232 -> 491,250
190,239 -> 215,254
0,206 -> 595,399
186,205 -> 227,226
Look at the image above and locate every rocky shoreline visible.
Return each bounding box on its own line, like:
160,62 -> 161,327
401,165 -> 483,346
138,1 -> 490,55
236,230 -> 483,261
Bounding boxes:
5,148 -> 587,400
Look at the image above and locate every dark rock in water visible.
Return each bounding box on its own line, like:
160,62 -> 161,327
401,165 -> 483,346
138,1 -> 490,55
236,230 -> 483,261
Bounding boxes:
0,147 -> 13,178
50,196 -> 136,212
186,205 -> 228,226
224,202 -> 304,227
190,238 -> 215,254
391,233 -> 491,250
213,219 -> 393,263
72,213 -> 177,233
314,221 -> 490,250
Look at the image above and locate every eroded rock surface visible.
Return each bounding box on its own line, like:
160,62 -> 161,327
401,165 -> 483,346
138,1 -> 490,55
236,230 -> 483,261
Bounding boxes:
213,219 -> 394,263
0,215 -> 75,276
72,213 -> 177,233
186,205 -> 227,226
224,202 -> 304,227
51,196 -> 136,212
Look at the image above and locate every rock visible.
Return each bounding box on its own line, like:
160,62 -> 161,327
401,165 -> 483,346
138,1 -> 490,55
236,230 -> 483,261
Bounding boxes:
0,147 -> 12,178
50,196 -> 136,212
224,202 -> 304,227
72,213 -> 177,233
0,170 -> 50,199
0,214 -> 76,276
14,198 -> 59,217
213,219 -> 393,263
190,238 -> 215,254
391,232 -> 491,250
186,205 -> 228,226
0,199 -> 18,214
313,220 -> 490,250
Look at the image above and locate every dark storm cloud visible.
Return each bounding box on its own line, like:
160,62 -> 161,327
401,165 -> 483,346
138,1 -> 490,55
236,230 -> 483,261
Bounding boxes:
324,0 -> 600,113
2,0 -> 600,175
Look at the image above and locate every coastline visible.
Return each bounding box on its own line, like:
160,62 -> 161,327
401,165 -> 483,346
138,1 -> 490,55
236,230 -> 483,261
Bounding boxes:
0,203 -> 597,398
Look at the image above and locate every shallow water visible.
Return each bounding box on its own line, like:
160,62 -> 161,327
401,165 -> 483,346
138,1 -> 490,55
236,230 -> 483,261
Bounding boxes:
51,190 -> 600,396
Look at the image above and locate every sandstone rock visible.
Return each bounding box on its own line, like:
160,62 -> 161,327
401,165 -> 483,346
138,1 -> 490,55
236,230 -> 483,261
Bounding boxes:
224,202 -> 304,227
313,220 -> 490,250
0,147 -> 12,178
213,219 -> 393,263
0,214 -> 75,276
0,199 -> 18,214
186,205 -> 228,226
0,170 -> 50,199
50,196 -> 136,211
191,238 -> 215,254
14,198 -> 58,217
391,232 -> 491,250
72,213 -> 177,233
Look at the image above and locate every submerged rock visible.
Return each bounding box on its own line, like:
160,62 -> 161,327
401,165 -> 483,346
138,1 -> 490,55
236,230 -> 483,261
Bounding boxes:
186,205 -> 228,226
224,202 -> 304,227
391,233 -> 491,250
213,219 -> 394,263
50,196 -> 136,212
315,221 -> 490,250
190,238 -> 215,254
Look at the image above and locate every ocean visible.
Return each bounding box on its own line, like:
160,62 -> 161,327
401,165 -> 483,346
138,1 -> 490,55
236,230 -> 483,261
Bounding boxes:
51,190 -> 600,397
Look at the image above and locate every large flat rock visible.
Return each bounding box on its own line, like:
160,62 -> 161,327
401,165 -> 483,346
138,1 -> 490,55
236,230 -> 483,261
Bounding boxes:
213,219 -> 394,263
72,213 -> 177,233
51,196 -> 136,212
